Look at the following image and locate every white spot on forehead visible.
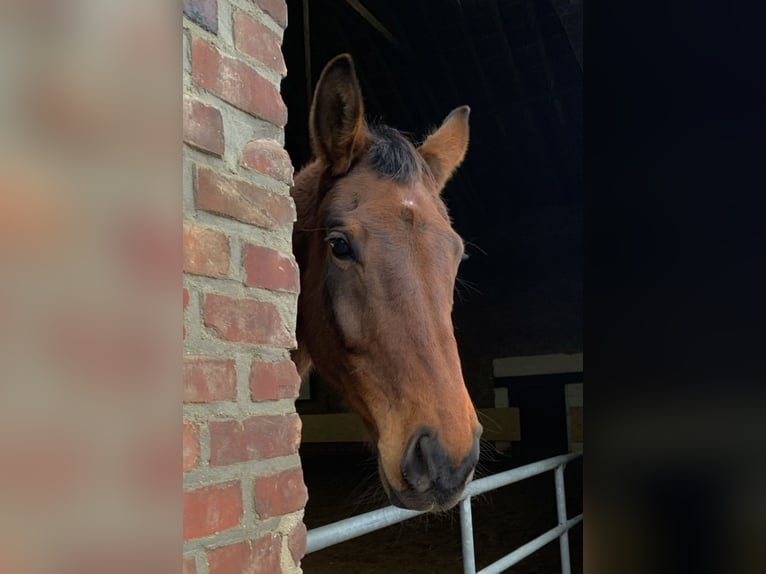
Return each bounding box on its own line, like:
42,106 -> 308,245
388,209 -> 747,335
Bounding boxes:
400,189 -> 419,209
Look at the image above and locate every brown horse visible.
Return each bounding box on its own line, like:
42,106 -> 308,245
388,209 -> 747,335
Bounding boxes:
291,54 -> 482,511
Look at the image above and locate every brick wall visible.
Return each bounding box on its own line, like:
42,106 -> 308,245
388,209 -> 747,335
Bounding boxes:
183,1 -> 307,572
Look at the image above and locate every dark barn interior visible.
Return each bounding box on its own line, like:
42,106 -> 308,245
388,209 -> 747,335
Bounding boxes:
281,0 -> 583,571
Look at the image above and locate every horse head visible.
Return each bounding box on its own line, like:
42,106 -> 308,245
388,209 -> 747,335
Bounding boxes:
291,55 -> 482,511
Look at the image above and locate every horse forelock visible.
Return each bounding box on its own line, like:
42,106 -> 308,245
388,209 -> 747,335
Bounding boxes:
366,124 -> 426,184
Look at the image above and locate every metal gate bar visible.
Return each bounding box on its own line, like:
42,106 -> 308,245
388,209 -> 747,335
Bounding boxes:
306,452 -> 582,572
555,464 -> 572,573
467,516 -> 583,574
458,453 -> 581,574
306,504 -> 424,554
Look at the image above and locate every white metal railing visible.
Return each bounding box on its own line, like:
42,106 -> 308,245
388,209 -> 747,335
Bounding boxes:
305,452 -> 583,573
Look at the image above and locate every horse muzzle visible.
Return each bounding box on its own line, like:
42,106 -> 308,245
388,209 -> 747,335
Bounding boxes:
385,426 -> 481,511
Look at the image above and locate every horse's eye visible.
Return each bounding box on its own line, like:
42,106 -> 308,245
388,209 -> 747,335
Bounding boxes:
329,237 -> 352,259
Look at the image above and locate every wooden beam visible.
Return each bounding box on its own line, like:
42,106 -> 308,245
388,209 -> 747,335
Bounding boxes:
343,0 -> 400,49
493,353 -> 584,378
300,408 -> 521,443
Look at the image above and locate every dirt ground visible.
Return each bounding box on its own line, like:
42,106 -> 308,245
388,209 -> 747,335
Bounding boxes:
300,445 -> 583,574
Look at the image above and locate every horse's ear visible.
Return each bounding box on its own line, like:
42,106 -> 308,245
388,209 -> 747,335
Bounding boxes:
310,54 -> 369,176
418,106 -> 470,191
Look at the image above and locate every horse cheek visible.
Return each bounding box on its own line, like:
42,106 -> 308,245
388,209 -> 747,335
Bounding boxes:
330,283 -> 365,352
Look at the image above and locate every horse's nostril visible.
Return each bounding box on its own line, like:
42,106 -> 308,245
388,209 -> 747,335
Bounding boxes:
400,427 -> 478,496
401,429 -> 433,493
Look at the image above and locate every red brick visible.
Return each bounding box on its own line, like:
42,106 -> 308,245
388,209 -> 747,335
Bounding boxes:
233,10 -> 286,76
183,356 -> 237,402
253,0 -> 288,29
183,0 -> 218,33
196,166 -> 295,230
240,139 -> 294,185
191,38 -> 287,126
208,414 -> 301,465
250,359 -> 300,401
203,294 -> 294,347
183,96 -> 224,156
242,244 -> 299,293
183,557 -> 197,574
183,421 -> 200,471
288,521 -> 307,566
254,468 -> 308,519
207,536 -> 280,574
183,482 -> 242,540
183,224 -> 230,278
